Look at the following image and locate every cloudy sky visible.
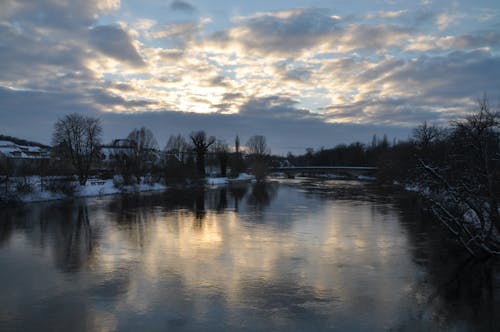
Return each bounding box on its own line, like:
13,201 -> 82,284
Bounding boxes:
0,0 -> 499,153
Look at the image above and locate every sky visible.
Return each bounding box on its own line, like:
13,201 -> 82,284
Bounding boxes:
0,0 -> 499,154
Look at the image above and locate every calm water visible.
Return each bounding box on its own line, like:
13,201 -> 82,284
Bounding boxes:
0,179 -> 499,331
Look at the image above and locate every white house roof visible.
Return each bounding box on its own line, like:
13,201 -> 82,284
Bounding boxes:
0,140 -> 50,159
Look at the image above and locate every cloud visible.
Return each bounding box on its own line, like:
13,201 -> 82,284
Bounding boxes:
206,75 -> 233,88
321,50 -> 500,125
0,22 -> 94,90
0,86 -> 411,154
366,10 -> 408,19
222,92 -> 244,101
384,50 -> 500,100
240,96 -> 317,120
169,1 -> 196,13
436,12 -> 460,31
89,88 -> 155,109
406,31 -> 500,51
274,63 -> 313,83
148,17 -> 211,45
208,8 -> 411,57
323,98 -> 445,125
0,86 -> 101,144
89,25 -> 145,67
476,8 -> 497,22
149,21 -> 200,40
97,107 -> 412,154
0,0 -> 120,29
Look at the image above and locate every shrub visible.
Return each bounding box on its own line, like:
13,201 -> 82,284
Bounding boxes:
47,178 -> 76,196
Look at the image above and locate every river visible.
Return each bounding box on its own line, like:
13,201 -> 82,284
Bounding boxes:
0,179 -> 498,331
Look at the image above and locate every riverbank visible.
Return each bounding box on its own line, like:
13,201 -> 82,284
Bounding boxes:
206,173 -> 255,185
1,173 -> 256,203
7,178 -> 168,203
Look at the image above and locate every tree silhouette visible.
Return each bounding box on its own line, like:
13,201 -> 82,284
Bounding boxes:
190,131 -> 215,177
212,139 -> 229,177
127,127 -> 158,182
52,113 -> 102,185
246,135 -> 270,181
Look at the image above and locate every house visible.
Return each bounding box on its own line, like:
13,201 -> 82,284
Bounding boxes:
0,140 -> 51,161
100,139 -> 135,163
0,140 -> 52,174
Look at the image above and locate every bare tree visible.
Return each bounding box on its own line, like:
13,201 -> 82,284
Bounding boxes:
190,131 -> 215,177
413,121 -> 446,153
52,113 -> 102,185
212,140 -> 229,177
246,135 -> 270,156
127,127 -> 158,182
418,97 -> 500,256
165,134 -> 189,163
230,135 -> 244,178
246,135 -> 270,181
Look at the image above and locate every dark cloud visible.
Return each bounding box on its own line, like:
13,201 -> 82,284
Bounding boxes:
89,25 -> 145,67
355,58 -> 405,81
222,92 -> 244,101
341,24 -> 411,51
170,1 -> 196,13
321,50 -> 500,125
98,108 -> 411,154
383,50 -> 500,101
275,63 -> 313,83
150,21 -> 201,43
445,31 -> 500,49
105,82 -> 136,92
207,75 -> 232,88
240,96 -> 317,120
89,88 -> 155,108
0,87 -> 100,144
221,8 -> 340,56
0,22 -> 90,86
324,98 -> 444,125
0,87 -> 410,154
0,0 -> 118,30
211,8 -> 410,56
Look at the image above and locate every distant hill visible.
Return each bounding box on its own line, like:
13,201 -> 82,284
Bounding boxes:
0,134 -> 50,148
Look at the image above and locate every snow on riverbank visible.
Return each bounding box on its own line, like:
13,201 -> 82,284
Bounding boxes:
206,173 -> 255,185
12,178 -> 168,203
76,180 -> 167,198
6,174 -> 256,203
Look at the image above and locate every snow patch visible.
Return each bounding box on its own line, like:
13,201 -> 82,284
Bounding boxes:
5,177 -> 168,203
206,173 -> 255,186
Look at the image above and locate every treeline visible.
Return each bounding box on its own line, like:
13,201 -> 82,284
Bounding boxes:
285,134 -> 393,168
395,99 -> 499,257
0,113 -> 273,192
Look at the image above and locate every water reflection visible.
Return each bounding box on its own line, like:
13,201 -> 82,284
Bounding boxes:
246,182 -> 278,211
0,180 -> 499,331
390,192 -> 500,331
228,184 -> 248,212
0,202 -> 100,273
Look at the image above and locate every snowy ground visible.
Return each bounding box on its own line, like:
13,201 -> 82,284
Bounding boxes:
206,173 -> 255,185
3,174 -> 256,203
2,177 -> 168,203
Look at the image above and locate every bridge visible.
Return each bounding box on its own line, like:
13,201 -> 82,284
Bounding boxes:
269,166 -> 377,178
